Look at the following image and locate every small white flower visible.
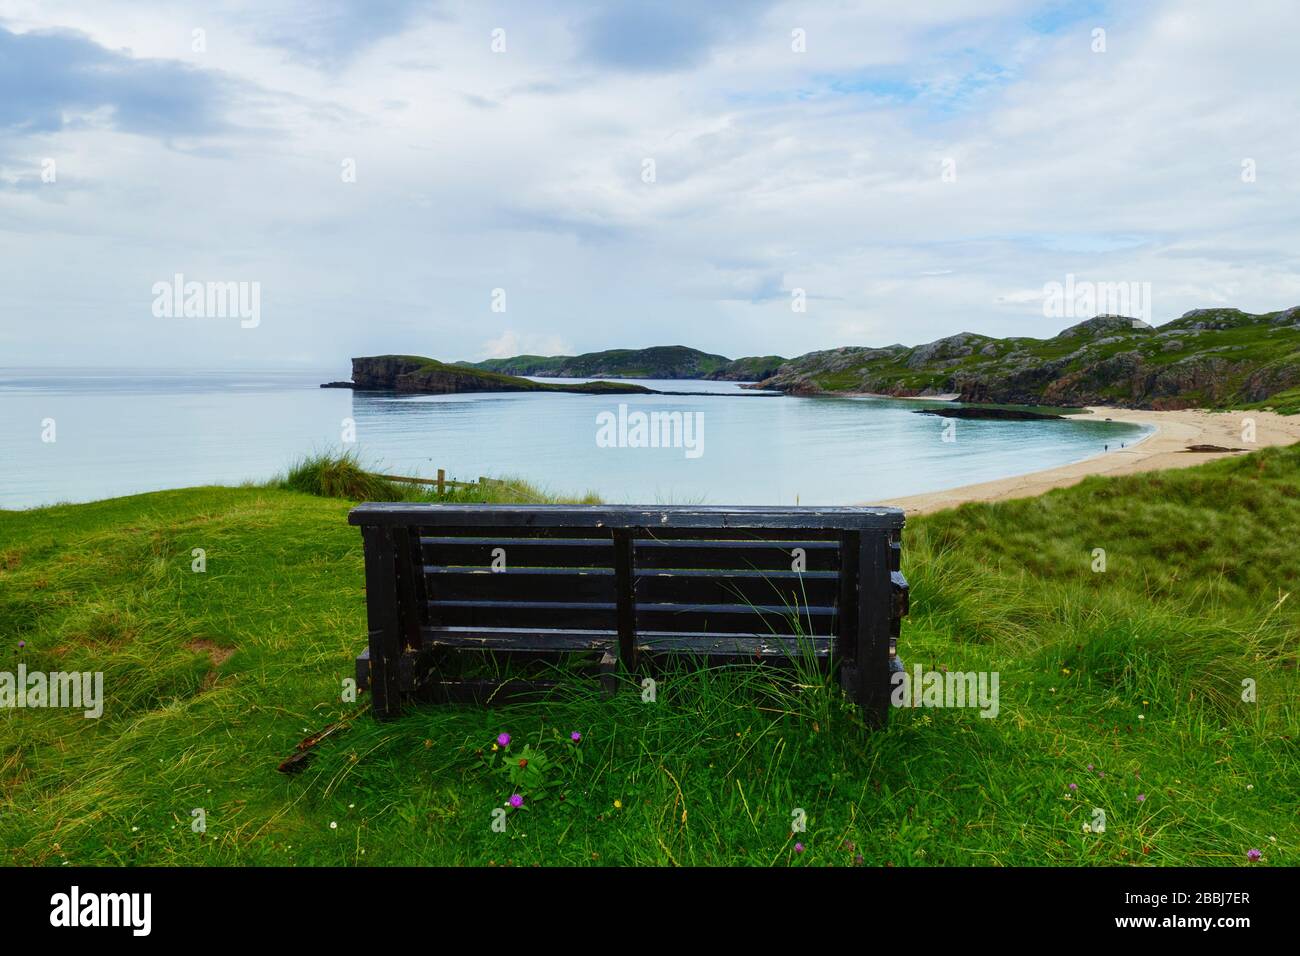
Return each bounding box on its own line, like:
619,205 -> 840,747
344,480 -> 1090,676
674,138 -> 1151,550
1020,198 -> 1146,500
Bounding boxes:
1137,714 -> 1145,720
1246,784 -> 1254,790
348,803 -> 355,809
329,821 -> 338,829
1269,836 -> 1277,842
131,826 -> 138,832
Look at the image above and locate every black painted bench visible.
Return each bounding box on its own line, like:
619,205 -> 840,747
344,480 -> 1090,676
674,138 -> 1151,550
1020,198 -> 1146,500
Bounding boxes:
350,504 -> 908,724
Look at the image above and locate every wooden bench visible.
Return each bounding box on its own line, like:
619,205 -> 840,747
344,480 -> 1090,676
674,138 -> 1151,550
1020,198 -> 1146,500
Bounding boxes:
350,504 -> 908,724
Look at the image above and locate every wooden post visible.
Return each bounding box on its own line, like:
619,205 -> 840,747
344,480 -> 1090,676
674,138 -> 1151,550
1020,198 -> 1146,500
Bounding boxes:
362,525 -> 404,720
856,529 -> 893,727
612,529 -> 638,672
436,468 -> 445,496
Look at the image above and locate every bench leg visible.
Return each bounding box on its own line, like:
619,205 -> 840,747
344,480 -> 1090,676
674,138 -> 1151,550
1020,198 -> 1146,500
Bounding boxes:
362,526 -> 405,721
856,532 -> 893,728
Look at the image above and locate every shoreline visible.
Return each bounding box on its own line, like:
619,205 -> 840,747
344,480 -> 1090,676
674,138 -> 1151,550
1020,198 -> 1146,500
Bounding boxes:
870,406 -> 1300,515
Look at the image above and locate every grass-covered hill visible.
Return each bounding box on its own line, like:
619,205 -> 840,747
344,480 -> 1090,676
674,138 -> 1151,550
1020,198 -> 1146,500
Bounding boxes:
348,355 -> 655,395
1,450 -> 1295,866
753,307 -> 1300,410
465,346 -> 786,382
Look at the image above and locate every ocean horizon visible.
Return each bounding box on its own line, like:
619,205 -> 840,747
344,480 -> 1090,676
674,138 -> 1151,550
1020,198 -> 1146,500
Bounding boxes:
0,367 -> 1151,510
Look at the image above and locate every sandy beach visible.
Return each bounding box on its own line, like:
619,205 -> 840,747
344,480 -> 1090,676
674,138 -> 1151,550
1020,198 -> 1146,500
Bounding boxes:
872,406 -> 1300,515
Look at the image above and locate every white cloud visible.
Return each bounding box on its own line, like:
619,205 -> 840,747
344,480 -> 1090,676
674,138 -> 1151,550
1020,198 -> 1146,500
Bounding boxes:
0,0 -> 1297,370
479,329 -> 573,360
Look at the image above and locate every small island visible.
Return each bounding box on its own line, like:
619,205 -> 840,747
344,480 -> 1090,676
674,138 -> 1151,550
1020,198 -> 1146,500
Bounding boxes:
325,355 -> 658,395
913,407 -> 1064,421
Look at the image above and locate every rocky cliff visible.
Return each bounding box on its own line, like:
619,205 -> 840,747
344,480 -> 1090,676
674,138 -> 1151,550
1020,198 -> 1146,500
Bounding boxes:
749,307 -> 1300,410
348,356 -> 655,395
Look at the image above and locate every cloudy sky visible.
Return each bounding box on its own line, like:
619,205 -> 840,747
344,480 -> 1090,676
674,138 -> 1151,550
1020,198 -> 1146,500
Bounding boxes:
1,0 -> 1297,370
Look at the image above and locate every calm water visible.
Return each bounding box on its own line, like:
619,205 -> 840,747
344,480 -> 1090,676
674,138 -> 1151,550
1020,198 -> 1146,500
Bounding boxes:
0,368 -> 1150,510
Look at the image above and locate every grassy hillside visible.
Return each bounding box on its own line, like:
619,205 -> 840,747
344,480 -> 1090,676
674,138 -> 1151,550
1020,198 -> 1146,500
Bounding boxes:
466,346 -> 786,382
469,345 -> 731,379
756,307 -> 1300,410
1,452 -> 1296,866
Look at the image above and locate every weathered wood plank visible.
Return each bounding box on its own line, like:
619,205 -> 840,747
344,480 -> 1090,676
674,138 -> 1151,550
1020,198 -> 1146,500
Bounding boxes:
422,537 -> 614,569
836,529 -> 861,702
423,626 -> 616,652
613,528 -> 638,671
352,503 -> 906,531
634,569 -> 839,607
423,568 -> 616,603
361,525 -> 404,720
428,599 -> 618,630
856,531 -> 893,727
635,602 -> 835,635
634,539 -> 840,571
419,626 -> 834,659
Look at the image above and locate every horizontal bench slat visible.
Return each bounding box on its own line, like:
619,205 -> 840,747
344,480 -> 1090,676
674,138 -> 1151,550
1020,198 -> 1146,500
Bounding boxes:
635,603 -> 836,636
634,539 -> 840,571
428,600 -> 617,630
633,528 -> 844,542
351,503 -> 905,531
635,632 -> 834,657
634,570 -> 839,607
425,570 -> 616,603
424,566 -> 615,575
421,536 -> 612,546
422,541 -> 615,569
420,627 -> 833,658
423,626 -> 615,652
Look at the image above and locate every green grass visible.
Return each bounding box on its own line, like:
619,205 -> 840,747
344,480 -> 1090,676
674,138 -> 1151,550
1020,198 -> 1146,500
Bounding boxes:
269,451 -> 602,506
1242,385 -> 1300,416
1,450 -> 1297,866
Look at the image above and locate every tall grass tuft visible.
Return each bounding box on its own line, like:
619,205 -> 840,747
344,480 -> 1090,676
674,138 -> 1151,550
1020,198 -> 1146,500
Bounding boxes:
276,451 -> 408,502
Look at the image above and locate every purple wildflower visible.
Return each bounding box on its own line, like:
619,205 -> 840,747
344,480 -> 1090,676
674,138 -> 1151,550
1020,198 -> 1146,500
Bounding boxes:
509,794 -> 523,808
1247,848 -> 1262,862
571,732 -> 582,742
1068,783 -> 1077,791
1137,793 -> 1146,803
794,843 -> 805,853
1086,764 -> 1094,771
496,733 -> 510,748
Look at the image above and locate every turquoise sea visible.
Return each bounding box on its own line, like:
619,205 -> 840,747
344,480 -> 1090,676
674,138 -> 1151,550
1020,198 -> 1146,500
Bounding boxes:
0,369 -> 1151,510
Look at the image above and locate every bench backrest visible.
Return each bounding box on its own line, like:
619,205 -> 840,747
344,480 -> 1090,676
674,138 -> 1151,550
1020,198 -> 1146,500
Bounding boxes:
349,504 -> 907,720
